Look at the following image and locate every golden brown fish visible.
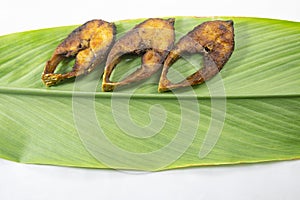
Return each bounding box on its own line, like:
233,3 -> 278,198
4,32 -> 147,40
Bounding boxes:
158,20 -> 234,92
42,19 -> 116,86
102,18 -> 175,92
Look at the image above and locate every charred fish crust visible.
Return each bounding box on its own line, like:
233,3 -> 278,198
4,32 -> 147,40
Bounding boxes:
102,18 -> 175,92
41,19 -> 116,87
158,20 -> 235,92
42,18 -> 235,92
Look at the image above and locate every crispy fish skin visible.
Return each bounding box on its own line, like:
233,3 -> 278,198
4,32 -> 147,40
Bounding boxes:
102,18 -> 175,92
42,19 -> 116,86
158,20 -> 235,92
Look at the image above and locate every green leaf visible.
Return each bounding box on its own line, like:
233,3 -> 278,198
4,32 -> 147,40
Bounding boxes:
0,17 -> 299,171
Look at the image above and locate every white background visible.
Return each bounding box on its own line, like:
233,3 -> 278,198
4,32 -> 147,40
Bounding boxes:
1,0 -> 300,199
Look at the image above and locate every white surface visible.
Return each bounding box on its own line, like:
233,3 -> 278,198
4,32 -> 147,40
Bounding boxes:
0,158 -> 300,200
0,0 -> 299,36
1,0 -> 300,199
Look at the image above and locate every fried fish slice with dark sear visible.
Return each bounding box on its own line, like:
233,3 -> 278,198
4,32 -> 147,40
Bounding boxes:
102,18 -> 175,92
158,20 -> 234,92
42,19 -> 116,86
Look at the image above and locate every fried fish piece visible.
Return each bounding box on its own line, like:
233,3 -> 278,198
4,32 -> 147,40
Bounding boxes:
42,19 -> 116,86
158,20 -> 235,92
102,18 -> 175,92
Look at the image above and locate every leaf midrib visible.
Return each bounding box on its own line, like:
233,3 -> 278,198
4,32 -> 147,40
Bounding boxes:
1,86 -> 299,100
